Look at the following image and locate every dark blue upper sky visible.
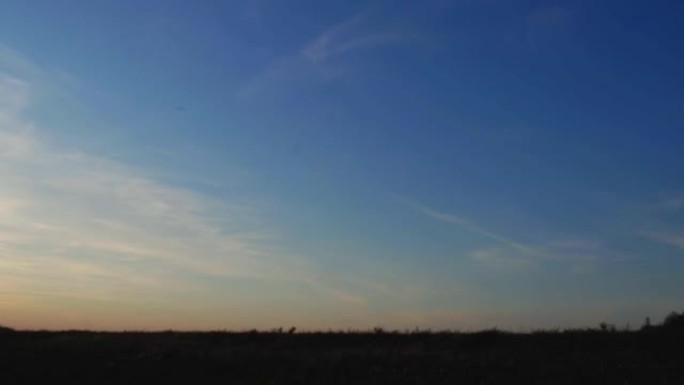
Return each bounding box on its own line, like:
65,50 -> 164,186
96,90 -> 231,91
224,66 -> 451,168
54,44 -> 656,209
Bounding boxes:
0,0 -> 682,330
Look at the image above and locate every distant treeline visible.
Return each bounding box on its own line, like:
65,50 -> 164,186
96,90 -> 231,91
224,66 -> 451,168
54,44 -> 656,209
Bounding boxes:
1,311 -> 683,384
2,309 -> 684,334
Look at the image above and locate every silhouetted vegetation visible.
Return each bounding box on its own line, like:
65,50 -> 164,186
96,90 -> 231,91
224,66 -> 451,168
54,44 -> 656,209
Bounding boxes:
1,313 -> 683,384
0,325 -> 14,333
663,311 -> 684,330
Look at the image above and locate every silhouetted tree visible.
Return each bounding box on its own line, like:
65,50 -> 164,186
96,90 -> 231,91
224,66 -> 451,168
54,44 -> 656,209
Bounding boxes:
663,311 -> 684,329
599,322 -> 616,332
0,325 -> 14,333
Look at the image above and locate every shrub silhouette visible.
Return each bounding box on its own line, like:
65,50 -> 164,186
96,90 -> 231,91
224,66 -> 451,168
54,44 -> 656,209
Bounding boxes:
0,325 -> 14,333
662,311 -> 684,329
599,322 -> 616,332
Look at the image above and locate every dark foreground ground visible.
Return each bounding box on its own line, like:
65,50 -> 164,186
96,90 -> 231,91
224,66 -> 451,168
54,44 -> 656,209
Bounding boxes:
1,328 -> 683,384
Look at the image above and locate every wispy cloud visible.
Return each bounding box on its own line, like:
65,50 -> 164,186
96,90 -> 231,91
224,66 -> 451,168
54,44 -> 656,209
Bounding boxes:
653,195 -> 684,211
395,196 -> 542,257
1,57 -> 397,328
2,44 -> 463,329
237,9 -> 415,99
469,247 -> 537,271
300,10 -> 409,63
0,44 -> 45,79
396,196 -> 610,272
0,74 -> 286,280
640,231 -> 684,251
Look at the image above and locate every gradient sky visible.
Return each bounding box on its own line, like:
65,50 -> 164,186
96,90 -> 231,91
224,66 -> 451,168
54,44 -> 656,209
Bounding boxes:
1,0 -> 683,331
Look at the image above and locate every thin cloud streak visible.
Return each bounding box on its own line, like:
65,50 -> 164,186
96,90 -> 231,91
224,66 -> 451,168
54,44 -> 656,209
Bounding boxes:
300,9 -> 411,63
396,195 -> 615,273
640,231 -> 684,251
395,195 -> 542,257
237,9 -> 416,99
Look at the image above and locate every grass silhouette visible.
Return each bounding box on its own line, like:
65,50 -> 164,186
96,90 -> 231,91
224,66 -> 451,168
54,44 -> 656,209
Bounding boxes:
0,312 -> 683,384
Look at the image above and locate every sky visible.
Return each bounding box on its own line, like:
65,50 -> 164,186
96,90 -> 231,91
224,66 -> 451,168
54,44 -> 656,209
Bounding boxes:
0,0 -> 683,331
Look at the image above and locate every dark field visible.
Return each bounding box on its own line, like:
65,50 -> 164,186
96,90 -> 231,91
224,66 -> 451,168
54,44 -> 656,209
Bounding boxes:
1,326 -> 683,384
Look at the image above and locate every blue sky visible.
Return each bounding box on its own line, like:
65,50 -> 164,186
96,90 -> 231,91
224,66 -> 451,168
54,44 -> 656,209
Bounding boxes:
0,0 -> 683,330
